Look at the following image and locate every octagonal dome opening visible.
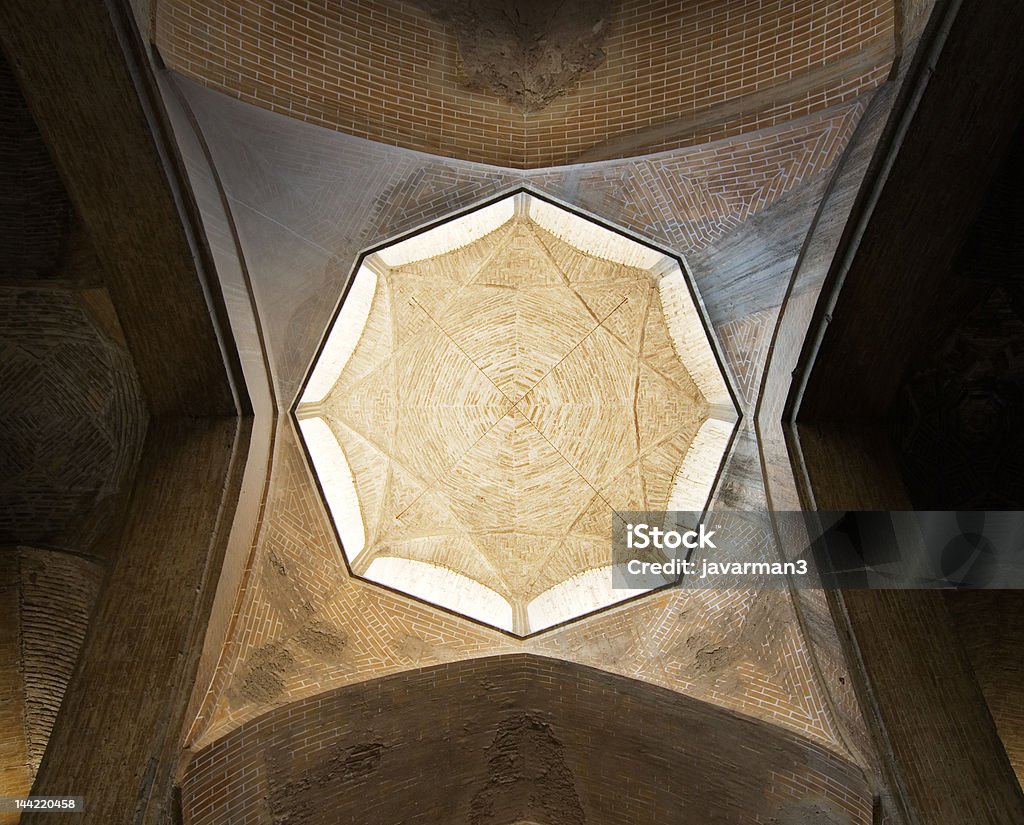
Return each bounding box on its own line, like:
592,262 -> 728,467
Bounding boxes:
295,190 -> 737,636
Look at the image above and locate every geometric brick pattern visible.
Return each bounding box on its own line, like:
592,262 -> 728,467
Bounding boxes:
594,102 -> 866,253
0,288 -> 148,554
187,424 -> 842,756
296,197 -> 727,633
179,77 -> 866,406
716,309 -> 778,408
173,79 -> 875,764
366,100 -> 866,259
156,0 -> 893,167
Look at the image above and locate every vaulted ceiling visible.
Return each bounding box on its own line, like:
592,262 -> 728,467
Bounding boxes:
5,2 -> 1023,824
140,7 -> 912,820
165,69 -> 875,770
155,0 -> 896,166
295,192 -> 736,634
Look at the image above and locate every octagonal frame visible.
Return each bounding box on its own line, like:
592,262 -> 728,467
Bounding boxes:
291,186 -> 741,638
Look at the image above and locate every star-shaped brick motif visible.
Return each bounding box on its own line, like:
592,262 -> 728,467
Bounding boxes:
297,193 -> 733,634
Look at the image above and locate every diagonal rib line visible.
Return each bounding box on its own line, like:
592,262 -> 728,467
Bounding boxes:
523,416 -> 614,513
393,403 -> 512,520
400,293 -> 628,521
515,296 -> 628,405
410,297 -> 518,407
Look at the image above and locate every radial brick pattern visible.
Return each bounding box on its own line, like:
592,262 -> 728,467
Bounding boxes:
295,193 -> 735,634
188,424 -> 841,755
172,78 -> 873,762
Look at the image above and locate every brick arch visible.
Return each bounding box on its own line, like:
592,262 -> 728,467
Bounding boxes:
182,654 -> 872,825
155,0 -> 895,168
0,548 -> 104,805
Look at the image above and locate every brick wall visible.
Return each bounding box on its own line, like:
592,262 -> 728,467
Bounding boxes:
947,591 -> 1024,788
182,654 -> 872,825
0,549 -> 104,824
156,0 -> 893,167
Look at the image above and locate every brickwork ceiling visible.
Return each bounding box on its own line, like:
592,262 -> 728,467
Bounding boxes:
294,192 -> 736,634
0,288 -> 148,555
155,0 -> 895,167
10,4 -> 1024,824
18,1 -> 1020,823
165,71 -> 881,774
182,655 -> 874,825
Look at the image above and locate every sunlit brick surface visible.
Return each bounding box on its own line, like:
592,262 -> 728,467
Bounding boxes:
294,192 -> 735,634
174,76 -> 876,765
0,549 -> 103,822
188,427 -> 843,754
157,0 -> 893,167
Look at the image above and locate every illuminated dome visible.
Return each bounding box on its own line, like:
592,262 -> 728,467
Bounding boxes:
295,190 -> 737,634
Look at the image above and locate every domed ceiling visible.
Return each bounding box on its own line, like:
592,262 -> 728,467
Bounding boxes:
295,191 -> 737,634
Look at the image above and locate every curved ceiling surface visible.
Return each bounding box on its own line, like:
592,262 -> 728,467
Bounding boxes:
155,0 -> 895,167
295,191 -> 737,635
